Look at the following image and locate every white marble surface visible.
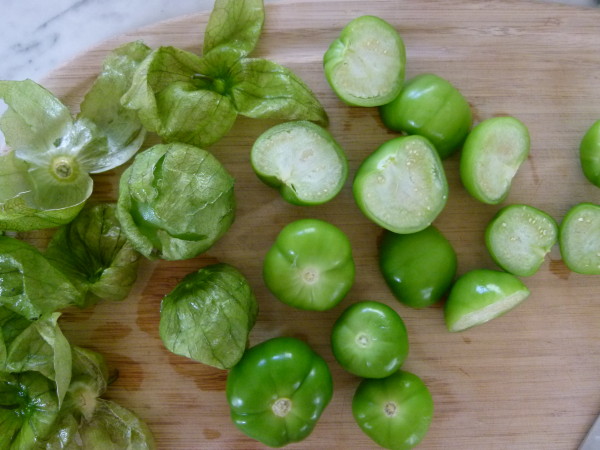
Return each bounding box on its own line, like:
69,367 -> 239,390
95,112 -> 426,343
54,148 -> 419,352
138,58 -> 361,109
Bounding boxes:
0,0 -> 597,83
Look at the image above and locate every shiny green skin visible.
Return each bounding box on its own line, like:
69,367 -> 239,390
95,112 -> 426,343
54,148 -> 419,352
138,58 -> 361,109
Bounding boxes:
352,370 -> 434,450
263,219 -> 355,311
331,301 -> 409,378
559,202 -> 600,274
379,226 -> 457,308
379,73 -> 472,158
579,120 -> 600,187
226,337 -> 333,448
444,269 -> 531,332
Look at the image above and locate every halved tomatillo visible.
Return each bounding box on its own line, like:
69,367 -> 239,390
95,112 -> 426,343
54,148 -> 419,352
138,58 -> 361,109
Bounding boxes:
444,269 -> 531,332
353,135 -> 448,234
559,202 -> 600,274
324,15 -> 406,107
485,204 -> 558,277
250,121 -> 348,205
460,116 -> 530,204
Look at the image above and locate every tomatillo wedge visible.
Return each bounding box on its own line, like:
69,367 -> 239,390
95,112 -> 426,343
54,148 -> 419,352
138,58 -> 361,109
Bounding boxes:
379,226 -> 457,308
485,204 -> 558,277
444,269 -> 531,332
226,337 -> 333,448
263,218 -> 355,311
379,73 -> 472,159
250,121 -> 348,205
324,15 -> 406,107
460,116 -> 530,204
559,202 -> 600,274
331,301 -> 409,379
352,370 -> 433,450
579,119 -> 600,187
353,135 -> 448,234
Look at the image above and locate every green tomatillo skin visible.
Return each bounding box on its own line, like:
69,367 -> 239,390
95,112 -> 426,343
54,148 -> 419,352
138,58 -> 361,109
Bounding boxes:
226,337 -> 333,448
559,202 -> 600,274
331,301 -> 409,378
444,269 -> 531,332
250,121 -> 348,205
379,73 -> 472,159
460,116 -> 530,204
263,218 -> 355,311
485,204 -> 558,277
324,15 -> 406,107
353,135 -> 448,235
579,120 -> 600,187
352,370 -> 434,450
379,226 -> 457,308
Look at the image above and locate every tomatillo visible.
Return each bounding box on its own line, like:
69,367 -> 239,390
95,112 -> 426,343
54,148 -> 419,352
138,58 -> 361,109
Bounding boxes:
250,121 -> 348,205
226,337 -> 333,447
559,202 -> 600,274
379,73 -> 472,159
353,135 -> 448,235
379,226 -> 457,308
460,116 -> 530,205
444,269 -> 531,332
324,15 -> 406,107
263,218 -> 355,311
579,119 -> 600,187
352,370 -> 434,450
485,204 -> 558,277
331,301 -> 409,378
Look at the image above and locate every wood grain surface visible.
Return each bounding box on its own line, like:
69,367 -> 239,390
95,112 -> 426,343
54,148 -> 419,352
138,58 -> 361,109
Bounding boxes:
23,0 -> 600,448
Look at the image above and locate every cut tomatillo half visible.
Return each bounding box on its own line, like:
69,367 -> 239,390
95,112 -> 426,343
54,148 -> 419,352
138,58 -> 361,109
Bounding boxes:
579,120 -> 600,187
250,121 -> 348,205
485,204 -> 558,277
331,301 -> 408,379
323,15 -> 406,107
353,135 -> 448,234
226,337 -> 333,448
559,202 -> 600,274
460,116 -> 530,204
444,269 -> 531,332
352,370 -> 433,450
263,218 -> 355,311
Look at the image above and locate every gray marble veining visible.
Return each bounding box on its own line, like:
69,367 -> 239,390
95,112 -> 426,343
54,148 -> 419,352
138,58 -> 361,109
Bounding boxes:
0,0 -> 597,83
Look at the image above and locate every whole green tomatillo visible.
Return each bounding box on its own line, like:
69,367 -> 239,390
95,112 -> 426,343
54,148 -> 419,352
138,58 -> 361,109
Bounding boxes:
263,218 -> 355,311
352,370 -> 434,450
579,119 -> 600,187
331,300 -> 409,378
379,226 -> 457,308
379,73 -> 472,158
226,337 -> 333,447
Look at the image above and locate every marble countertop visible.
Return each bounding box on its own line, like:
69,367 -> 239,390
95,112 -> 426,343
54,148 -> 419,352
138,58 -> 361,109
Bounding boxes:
0,0 -> 598,83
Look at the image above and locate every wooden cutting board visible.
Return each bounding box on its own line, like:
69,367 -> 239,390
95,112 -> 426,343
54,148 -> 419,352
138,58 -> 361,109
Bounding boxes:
26,0 -> 600,448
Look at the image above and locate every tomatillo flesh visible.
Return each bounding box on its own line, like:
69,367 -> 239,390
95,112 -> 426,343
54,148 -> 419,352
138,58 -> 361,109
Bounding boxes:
559,202 -> 600,274
353,135 -> 448,235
